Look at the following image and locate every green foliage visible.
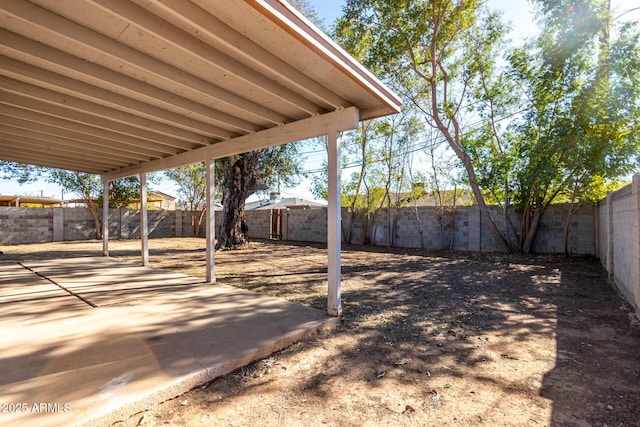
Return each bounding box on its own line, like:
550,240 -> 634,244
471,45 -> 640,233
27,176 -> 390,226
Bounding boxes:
257,144 -> 305,193
0,161 -> 42,185
335,0 -> 640,252
311,110 -> 424,211
482,0 -> 640,251
336,0 -> 512,251
288,0 -> 326,29
165,163 -> 208,212
0,162 -> 151,207
509,4 -> 640,208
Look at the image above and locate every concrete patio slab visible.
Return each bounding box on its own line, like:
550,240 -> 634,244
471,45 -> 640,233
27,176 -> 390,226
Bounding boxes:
0,263 -> 88,325
20,257 -> 205,307
0,258 -> 337,427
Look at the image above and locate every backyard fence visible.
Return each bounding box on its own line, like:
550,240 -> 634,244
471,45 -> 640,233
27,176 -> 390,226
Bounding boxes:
597,173 -> 640,316
2,178 -> 639,317
0,203 -> 596,254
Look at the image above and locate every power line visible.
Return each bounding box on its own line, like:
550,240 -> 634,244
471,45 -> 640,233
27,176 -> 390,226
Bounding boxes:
299,103 -> 531,175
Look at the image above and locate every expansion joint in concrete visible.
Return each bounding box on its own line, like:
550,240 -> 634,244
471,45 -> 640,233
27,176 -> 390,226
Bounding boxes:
18,263 -> 97,308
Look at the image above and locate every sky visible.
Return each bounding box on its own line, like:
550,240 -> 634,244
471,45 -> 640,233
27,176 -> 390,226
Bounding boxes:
1,0 -> 638,201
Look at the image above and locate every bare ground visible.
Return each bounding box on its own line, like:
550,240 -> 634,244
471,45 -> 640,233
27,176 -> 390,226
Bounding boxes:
2,238 -> 639,427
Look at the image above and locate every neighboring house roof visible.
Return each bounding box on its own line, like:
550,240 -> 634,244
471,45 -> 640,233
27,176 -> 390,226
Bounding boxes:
246,196 -> 326,210
149,191 -> 176,201
0,195 -> 63,207
0,0 -> 401,179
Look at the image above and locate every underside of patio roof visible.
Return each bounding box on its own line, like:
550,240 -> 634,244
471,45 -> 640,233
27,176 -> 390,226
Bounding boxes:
0,0 -> 401,177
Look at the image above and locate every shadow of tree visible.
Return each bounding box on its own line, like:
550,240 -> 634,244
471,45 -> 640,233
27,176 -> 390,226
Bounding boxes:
191,245 -> 640,426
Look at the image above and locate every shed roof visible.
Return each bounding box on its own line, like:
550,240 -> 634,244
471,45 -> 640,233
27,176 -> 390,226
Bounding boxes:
0,0 -> 401,179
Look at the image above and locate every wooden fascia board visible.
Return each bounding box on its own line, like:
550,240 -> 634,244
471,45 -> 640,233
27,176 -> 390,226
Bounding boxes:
248,0 -> 402,117
103,106 -> 359,181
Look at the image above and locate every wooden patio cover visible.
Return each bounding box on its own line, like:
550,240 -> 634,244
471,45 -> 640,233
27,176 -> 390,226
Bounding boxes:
0,0 -> 401,316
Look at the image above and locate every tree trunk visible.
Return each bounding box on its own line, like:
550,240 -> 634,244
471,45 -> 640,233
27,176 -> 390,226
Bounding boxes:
462,154 -> 509,253
412,203 -> 425,249
429,91 -> 509,252
522,205 -> 543,253
563,187 -> 579,256
87,197 -> 102,240
216,151 -> 263,250
449,186 -> 458,250
192,208 -> 207,237
346,123 -> 368,244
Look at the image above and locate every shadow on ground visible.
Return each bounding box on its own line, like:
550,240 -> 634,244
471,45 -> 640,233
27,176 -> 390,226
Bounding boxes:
2,238 -> 639,426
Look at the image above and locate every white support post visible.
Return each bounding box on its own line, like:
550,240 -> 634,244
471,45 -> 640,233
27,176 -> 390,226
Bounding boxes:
102,176 -> 109,256
327,130 -> 342,317
206,158 -> 216,282
140,172 -> 149,266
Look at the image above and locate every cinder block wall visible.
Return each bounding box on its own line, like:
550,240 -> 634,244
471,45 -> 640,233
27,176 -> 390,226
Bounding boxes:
0,206 -> 52,244
245,211 -> 271,239
63,208 -> 97,240
2,191 -> 635,315
286,209 -> 327,243
337,204 -> 595,254
0,204 -> 597,255
598,174 -> 640,316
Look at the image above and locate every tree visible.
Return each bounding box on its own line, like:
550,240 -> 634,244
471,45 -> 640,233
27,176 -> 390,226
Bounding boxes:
506,0 -> 640,252
425,138 -> 467,250
335,0 -> 511,252
310,108 -> 425,245
165,163 -> 208,237
216,144 -> 304,249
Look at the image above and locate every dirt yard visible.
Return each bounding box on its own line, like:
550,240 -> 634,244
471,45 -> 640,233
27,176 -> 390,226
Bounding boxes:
2,238 -> 639,427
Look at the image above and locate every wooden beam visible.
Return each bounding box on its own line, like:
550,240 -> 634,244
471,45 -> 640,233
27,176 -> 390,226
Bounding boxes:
0,144 -> 114,172
103,107 -> 359,180
0,118 -> 154,162
1,77 -> 212,148
140,172 -> 149,266
0,107 -> 170,158
0,6 -> 288,126
0,155 -> 103,174
206,158 -> 216,283
327,130 -> 342,317
102,177 -> 109,256
1,91 -> 200,155
0,30 -> 277,131
0,133 -> 132,166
